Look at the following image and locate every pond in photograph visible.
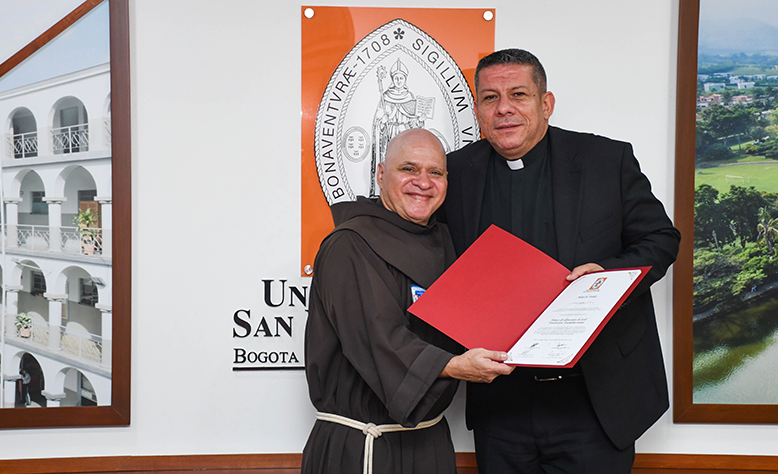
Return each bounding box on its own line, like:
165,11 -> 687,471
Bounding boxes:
693,293 -> 778,404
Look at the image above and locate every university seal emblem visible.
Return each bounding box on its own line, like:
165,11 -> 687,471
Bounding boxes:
314,18 -> 479,204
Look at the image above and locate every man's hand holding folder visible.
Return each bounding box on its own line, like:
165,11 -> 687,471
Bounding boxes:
439,348 -> 513,382
410,226 -> 649,368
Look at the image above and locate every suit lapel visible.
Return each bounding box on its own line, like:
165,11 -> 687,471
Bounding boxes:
548,127 -> 584,269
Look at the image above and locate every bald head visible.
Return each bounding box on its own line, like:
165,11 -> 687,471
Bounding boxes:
377,129 -> 448,225
385,128 -> 446,166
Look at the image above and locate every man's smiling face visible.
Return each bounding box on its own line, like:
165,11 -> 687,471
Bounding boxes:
377,129 -> 447,226
474,64 -> 555,161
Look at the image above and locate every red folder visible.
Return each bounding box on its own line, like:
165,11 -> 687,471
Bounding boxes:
408,225 -> 649,367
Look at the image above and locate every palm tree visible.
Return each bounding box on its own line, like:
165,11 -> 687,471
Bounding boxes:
756,207 -> 778,256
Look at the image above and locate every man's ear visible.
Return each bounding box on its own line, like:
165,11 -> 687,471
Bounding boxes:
376,162 -> 385,187
542,91 -> 555,120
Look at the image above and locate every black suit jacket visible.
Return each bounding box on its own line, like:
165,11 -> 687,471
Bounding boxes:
442,126 -> 681,450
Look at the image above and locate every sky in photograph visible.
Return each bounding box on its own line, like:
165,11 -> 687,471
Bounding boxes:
0,0 -> 83,63
0,0 -> 109,93
700,0 -> 778,29
699,0 -> 778,55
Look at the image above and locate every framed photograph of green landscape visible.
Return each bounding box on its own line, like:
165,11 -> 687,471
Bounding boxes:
675,0 -> 778,423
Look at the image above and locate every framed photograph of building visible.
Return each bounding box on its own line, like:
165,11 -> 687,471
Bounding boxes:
675,0 -> 778,423
0,0 -> 130,428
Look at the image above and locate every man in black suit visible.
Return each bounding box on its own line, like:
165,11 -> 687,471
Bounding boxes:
441,49 -> 680,473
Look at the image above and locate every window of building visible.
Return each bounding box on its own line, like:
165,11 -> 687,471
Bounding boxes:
79,278 -> 98,307
31,271 -> 46,296
78,190 -> 97,203
31,191 -> 47,214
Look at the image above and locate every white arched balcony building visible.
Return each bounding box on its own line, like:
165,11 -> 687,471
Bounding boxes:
0,63 -> 113,408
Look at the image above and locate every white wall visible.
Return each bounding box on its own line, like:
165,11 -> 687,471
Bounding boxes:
3,0 -> 778,461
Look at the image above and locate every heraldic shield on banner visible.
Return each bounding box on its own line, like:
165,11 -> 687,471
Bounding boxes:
302,7 -> 495,274
314,19 -> 479,205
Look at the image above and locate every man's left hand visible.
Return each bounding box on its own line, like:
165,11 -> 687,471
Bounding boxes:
566,263 -> 604,281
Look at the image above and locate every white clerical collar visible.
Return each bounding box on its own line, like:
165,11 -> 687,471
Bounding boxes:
506,158 -> 524,170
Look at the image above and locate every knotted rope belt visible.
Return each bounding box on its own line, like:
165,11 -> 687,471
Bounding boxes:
316,411 -> 444,474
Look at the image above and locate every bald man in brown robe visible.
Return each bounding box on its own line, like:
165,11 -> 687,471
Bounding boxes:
302,129 -> 512,474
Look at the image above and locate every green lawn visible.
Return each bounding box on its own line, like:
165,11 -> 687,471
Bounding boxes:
695,161 -> 778,193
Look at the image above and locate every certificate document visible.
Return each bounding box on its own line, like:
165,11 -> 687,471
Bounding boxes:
408,225 -> 649,368
506,269 -> 644,366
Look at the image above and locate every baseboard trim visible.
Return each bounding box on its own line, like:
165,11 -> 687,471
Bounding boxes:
633,453 -> 778,471
0,452 -> 776,473
0,453 -> 302,474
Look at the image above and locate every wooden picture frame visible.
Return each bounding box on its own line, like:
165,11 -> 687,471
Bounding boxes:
0,0 -> 130,428
673,0 -> 778,423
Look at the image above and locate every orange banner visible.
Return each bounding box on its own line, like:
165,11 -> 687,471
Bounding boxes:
301,6 -> 495,275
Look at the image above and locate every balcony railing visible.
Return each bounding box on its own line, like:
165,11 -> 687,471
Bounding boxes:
11,224 -> 103,256
5,315 -> 103,365
62,226 -> 103,255
7,317 -> 50,346
17,225 -> 50,250
7,131 -> 39,159
60,327 -> 103,364
51,123 -> 89,154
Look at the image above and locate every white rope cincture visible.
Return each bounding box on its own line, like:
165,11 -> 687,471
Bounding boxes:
315,411 -> 444,474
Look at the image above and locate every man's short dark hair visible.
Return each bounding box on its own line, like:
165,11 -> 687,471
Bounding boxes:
474,49 -> 547,94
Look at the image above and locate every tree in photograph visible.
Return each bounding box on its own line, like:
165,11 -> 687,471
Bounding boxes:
720,88 -> 738,104
757,207 -> 778,256
720,185 -> 767,248
700,104 -> 756,147
695,123 -> 717,158
695,184 -> 733,248
748,125 -> 767,142
693,247 -> 741,309
733,256 -> 767,297
731,245 -> 778,297
757,139 -> 778,159
762,192 -> 778,215
700,142 -> 732,163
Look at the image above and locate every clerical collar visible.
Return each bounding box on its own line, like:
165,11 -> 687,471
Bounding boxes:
503,132 -> 549,171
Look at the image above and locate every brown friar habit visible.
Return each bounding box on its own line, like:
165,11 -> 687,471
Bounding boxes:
302,197 -> 461,474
